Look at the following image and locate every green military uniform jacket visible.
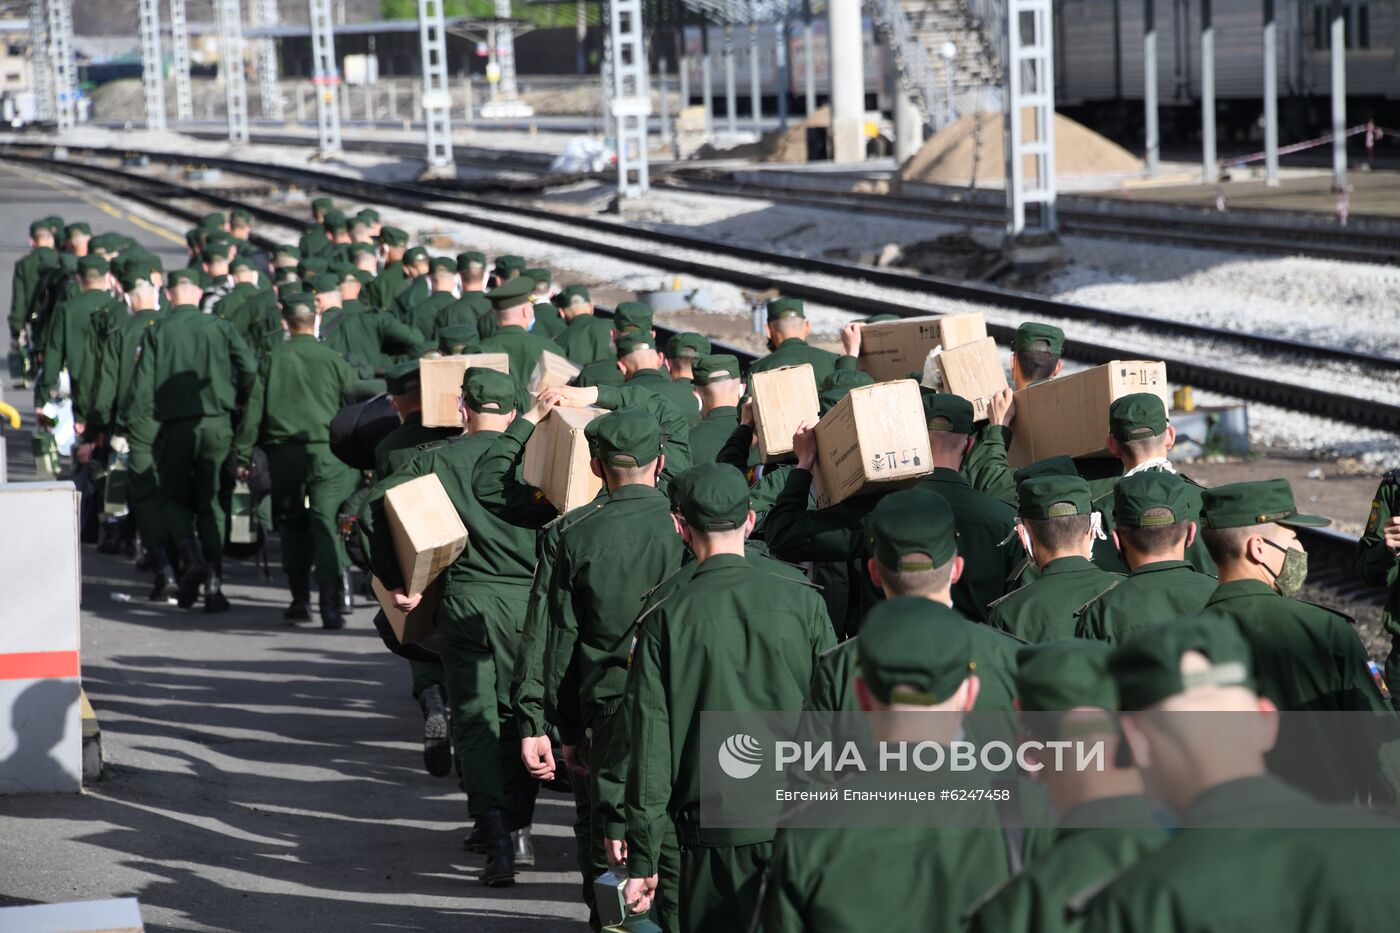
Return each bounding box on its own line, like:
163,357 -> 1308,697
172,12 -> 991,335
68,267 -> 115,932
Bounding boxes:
750,337 -> 842,383
688,405 -> 739,465
363,261 -> 408,311
558,312 -> 614,365
1079,776 -> 1400,933
593,383 -> 694,491
35,288 -> 122,412
399,289 -> 454,344
1075,560 -> 1217,644
533,302 -> 566,340
128,304 -> 258,440
235,333 -> 355,457
1358,469 -> 1400,696
479,324 -> 566,391
435,291 -> 491,334
321,303 -> 428,379
623,553 -> 835,875
624,367 -> 700,424
372,410 -> 458,476
9,248 -> 50,338
1093,465 -> 1216,576
985,556 -> 1124,643
962,424 -> 1018,506
215,282 -> 282,358
917,467 -> 1023,622
85,307 -> 162,437
391,275 -> 429,322
967,795 -> 1166,933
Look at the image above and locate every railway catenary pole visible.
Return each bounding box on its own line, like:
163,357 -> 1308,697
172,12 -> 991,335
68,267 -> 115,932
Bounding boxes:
607,0 -> 651,196
215,0 -> 250,143
723,23 -> 737,133
170,0 -> 194,121
495,0 -> 520,102
801,0 -> 815,116
255,0 -> 284,120
1143,0 -> 1158,175
1004,0 -> 1057,238
748,7 -> 761,133
678,1 -> 690,113
700,9 -> 714,134
776,14 -> 789,129
46,0 -> 77,130
28,0 -> 52,121
309,0 -> 342,156
139,0 -> 167,129
418,0 -> 454,168
1261,0 -> 1279,186
1329,0 -> 1347,191
1199,0 -> 1215,182
827,0 -> 865,161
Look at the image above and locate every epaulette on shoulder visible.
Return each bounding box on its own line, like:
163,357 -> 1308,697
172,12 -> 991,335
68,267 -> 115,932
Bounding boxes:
771,570 -> 823,591
563,501 -> 608,532
415,439 -> 449,453
960,874 -> 1018,922
639,563 -> 691,603
1178,472 -> 1206,489
817,638 -> 852,661
1064,865 -> 1137,917
1075,580 -> 1122,617
986,589 -> 1017,610
1299,599 -> 1355,626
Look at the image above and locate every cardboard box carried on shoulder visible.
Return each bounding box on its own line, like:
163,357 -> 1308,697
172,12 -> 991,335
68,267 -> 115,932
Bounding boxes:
383,474 -> 468,596
856,312 -> 987,382
930,337 -> 1010,422
523,405 -> 605,513
528,350 -> 582,395
812,379 -> 933,508
1007,360 -> 1171,467
372,573 -> 444,646
750,363 -> 820,464
420,353 -> 511,428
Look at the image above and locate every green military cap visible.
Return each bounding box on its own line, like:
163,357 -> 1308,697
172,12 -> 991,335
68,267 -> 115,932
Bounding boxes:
41,215 -> 65,234
867,487 -> 957,570
308,272 -> 343,295
274,267 -> 301,285
923,393 -> 975,435
486,275 -> 535,311
204,230 -> 233,247
229,208 -> 253,225
1013,455 -> 1079,487
667,464 -> 701,512
310,196 -> 335,213
462,367 -> 518,414
201,243 -> 234,263
438,325 -> 481,355
63,221 -> 91,238
666,332 -> 711,361
1013,322 -> 1065,355
858,597 -> 975,705
165,267 -> 202,287
350,269 -> 372,286
384,359 -> 421,395
184,227 -> 204,249
28,219 -> 50,237
279,291 -> 316,313
356,207 -> 380,224
1110,393 -> 1169,442
767,297 -> 805,321
1201,479 -> 1329,530
818,368 -> 874,413
574,358 -> 625,388
118,266 -> 155,291
1114,471 -> 1194,529
612,301 -> 653,334
1017,640 -> 1118,714
557,284 -> 590,307
526,267 -> 551,287
457,250 -> 486,272
88,233 -> 121,253
1111,617 -> 1254,711
692,353 -> 741,386
493,254 -> 526,275
274,244 -> 301,259
1018,475 -> 1093,519
587,408 -> 662,467
380,226 -> 409,247
111,235 -> 139,252
429,255 -> 457,275
403,246 -> 429,265
328,260 -> 358,278
298,258 -> 328,278
616,332 -> 657,357
677,462 -> 749,530
347,242 -> 377,258
229,255 -> 256,274
323,209 -> 349,231
199,212 -> 226,230
76,255 -> 109,277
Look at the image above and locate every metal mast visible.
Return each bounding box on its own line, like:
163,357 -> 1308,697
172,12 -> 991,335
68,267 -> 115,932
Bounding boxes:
28,0 -> 52,121
255,0 -> 283,119
418,0 -> 453,167
215,0 -> 249,142
138,0 -> 167,129
170,0 -> 193,121
608,0 -> 650,196
494,0 -> 519,100
46,0 -> 77,130
1004,0 -> 1057,237
309,0 -> 343,155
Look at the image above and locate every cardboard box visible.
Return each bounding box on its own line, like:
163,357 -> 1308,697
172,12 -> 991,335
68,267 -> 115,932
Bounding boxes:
383,474 -> 468,596
528,349 -> 582,395
420,353 -> 510,427
856,312 -> 987,382
372,573 -> 444,646
522,406 -> 605,512
750,364 -> 820,464
1007,360 -> 1171,467
812,380 -> 933,507
933,337 -> 1010,422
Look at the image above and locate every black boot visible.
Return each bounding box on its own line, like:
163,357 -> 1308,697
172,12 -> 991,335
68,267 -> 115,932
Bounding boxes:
511,827 -> 534,869
147,549 -> 178,602
479,809 -> 515,887
204,562 -> 230,614
284,576 -> 312,622
319,578 -> 345,630
419,684 -> 451,778
463,819 -> 488,853
175,537 -> 206,609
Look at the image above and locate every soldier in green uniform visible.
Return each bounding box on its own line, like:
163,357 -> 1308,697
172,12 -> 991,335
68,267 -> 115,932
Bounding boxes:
492,254 -> 527,285
34,255 -> 121,420
1010,321 -> 1064,389
1076,471 -> 1218,644
234,292 -> 357,627
395,256 -> 457,342
664,332 -> 710,387
433,252 -> 491,333
9,219 -> 58,346
199,242 -> 237,314
215,257 -> 281,358
363,227 -> 411,311
313,271 -> 428,378
1357,469 -> 1400,700
366,368 -> 544,886
348,241 -> 378,276
755,598 -> 1008,933
553,286 -> 613,365
128,269 -> 259,612
687,353 -> 743,465
478,276 -> 566,390
985,476 -> 1124,642
390,247 -> 433,321
616,332 -> 701,424
749,298 -> 842,382
309,197 -> 335,224
1077,619 -> 1400,933
622,463 -> 835,932
1193,479 -> 1396,802
965,640 -> 1167,933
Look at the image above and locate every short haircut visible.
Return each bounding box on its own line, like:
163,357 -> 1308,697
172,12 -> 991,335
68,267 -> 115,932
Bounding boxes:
1119,435 -> 1167,459
1024,514 -> 1092,553
1017,349 -> 1060,383
601,460 -> 658,485
1201,525 -> 1255,565
875,553 -> 956,598
1118,509 -> 1189,556
698,378 -> 741,402
770,316 -> 806,337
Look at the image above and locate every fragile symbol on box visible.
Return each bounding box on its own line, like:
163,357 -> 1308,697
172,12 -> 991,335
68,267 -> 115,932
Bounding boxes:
870,449 -> 924,472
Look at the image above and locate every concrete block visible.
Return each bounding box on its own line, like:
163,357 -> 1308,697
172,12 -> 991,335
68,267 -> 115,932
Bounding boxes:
0,897 -> 144,931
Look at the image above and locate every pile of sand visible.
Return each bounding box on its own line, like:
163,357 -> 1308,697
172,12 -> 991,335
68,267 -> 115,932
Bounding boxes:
758,106 -> 830,162
897,110 -> 1141,186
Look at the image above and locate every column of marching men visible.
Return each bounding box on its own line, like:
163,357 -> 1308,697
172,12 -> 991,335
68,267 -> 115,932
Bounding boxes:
11,199 -> 1400,932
